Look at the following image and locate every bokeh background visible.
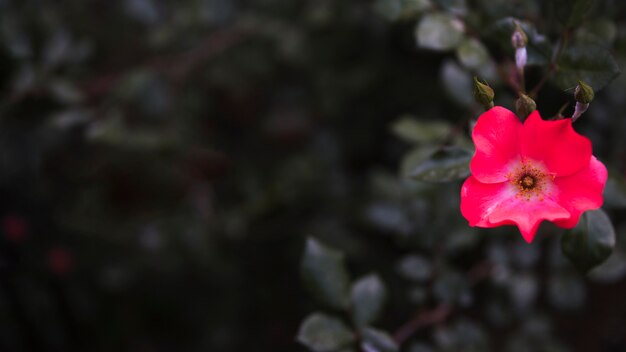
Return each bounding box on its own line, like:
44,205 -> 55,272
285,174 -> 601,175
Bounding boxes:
1,0 -> 626,351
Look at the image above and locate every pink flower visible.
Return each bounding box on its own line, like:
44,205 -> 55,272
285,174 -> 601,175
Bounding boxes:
460,106 -> 607,243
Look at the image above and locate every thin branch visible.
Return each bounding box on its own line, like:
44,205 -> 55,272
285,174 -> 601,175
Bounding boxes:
393,304 -> 451,345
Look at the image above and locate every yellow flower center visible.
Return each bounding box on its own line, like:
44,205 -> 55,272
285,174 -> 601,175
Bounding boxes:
507,161 -> 554,201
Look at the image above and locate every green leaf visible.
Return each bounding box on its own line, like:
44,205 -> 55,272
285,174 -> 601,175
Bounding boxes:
350,274 -> 387,328
301,237 -> 351,310
297,313 -> 355,352
574,18 -> 617,47
602,172 -> 626,208
440,60 -> 473,106
561,209 -> 616,273
409,146 -> 472,182
396,255 -> 432,282
389,115 -> 450,144
456,39 -> 490,70
373,0 -> 431,21
553,44 -> 620,90
415,13 -> 465,51
373,0 -> 403,21
360,327 -> 399,352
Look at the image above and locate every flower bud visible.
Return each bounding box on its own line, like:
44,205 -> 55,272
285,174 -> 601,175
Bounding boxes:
515,93 -> 536,119
511,23 -> 528,49
572,102 -> 589,122
473,77 -> 494,109
574,80 -> 594,104
515,47 -> 527,72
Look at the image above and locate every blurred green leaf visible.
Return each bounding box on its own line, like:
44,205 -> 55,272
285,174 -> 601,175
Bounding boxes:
434,319 -> 488,352
373,0 -> 403,21
374,0 -> 431,20
602,173 -> 626,208
360,327 -> 399,352
433,271 -> 471,305
301,237 -> 351,310
297,313 -> 355,352
401,0 -> 432,17
408,342 -> 435,352
553,44 -> 620,90
350,274 -> 387,328
566,0 -> 596,27
574,18 -> 617,47
396,255 -> 432,282
390,115 -> 450,144
408,146 -> 472,182
547,274 -> 586,311
416,13 -> 465,51
434,0 -> 467,14
456,39 -> 490,70
561,209 -> 616,273
441,59 -> 473,106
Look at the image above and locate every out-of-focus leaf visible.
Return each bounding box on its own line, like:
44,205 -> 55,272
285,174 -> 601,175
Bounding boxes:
408,146 -> 472,182
350,274 -> 387,328
589,251 -> 626,283
434,0 -> 467,15
401,0 -> 432,17
433,271 -> 471,305
400,147 -> 437,179
508,274 -> 538,311
390,115 -> 450,144
408,342 -> 435,352
434,319 -> 488,352
297,313 -> 355,352
396,255 -> 432,282
568,0 -> 595,27
561,209 -> 615,273
553,44 -> 620,90
360,327 -> 399,352
547,274 -> 586,311
301,237 -> 351,310
542,0 -> 596,28
603,173 -> 626,208
416,13 -> 464,51
440,60 -> 473,106
373,0 -> 403,21
574,18 -> 617,47
407,287 -> 428,305
374,0 -> 431,21
456,39 -> 490,70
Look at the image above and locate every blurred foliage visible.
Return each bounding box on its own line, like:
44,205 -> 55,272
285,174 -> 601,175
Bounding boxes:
0,0 -> 625,351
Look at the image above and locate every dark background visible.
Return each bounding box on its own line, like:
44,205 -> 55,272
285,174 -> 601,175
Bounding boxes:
1,0 -> 626,351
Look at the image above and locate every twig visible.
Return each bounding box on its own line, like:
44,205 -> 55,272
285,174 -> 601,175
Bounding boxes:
393,304 -> 451,345
392,261 -> 492,345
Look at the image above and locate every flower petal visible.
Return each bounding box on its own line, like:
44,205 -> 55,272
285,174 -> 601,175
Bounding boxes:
470,107 -> 522,183
488,197 -> 570,243
552,156 -> 608,229
460,176 -> 508,227
520,111 -> 592,177
461,175 -> 571,243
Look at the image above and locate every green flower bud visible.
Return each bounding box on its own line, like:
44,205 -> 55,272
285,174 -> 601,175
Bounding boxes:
574,80 -> 594,104
473,77 -> 495,109
515,93 -> 536,119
